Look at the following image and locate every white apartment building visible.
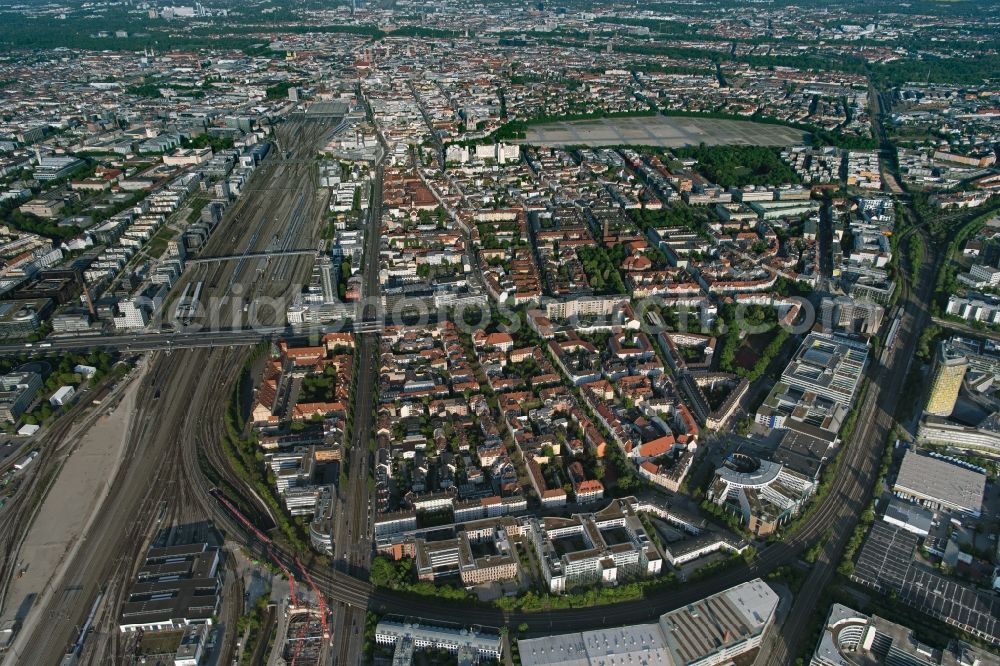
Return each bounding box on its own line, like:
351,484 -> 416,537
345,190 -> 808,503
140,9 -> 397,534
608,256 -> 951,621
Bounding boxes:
375,619 -> 502,661
527,499 -> 662,594
112,300 -> 149,331
946,293 -> 1000,325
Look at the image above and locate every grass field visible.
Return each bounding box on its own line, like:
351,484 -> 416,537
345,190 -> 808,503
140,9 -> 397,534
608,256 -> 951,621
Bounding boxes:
147,226 -> 178,258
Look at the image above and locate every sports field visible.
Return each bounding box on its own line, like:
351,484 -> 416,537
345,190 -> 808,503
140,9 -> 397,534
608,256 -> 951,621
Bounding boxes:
520,115 -> 806,147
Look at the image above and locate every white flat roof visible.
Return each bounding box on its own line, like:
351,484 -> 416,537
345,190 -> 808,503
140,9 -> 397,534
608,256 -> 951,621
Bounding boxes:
519,624 -> 670,666
518,580 -> 779,666
721,579 -> 780,628
893,451 -> 985,514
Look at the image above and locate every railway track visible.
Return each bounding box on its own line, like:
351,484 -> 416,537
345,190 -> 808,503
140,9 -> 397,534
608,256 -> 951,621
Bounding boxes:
73,347 -> 262,665
2,117 -> 341,665
0,367 -> 143,618
9,102 -> 949,666
79,442 -> 185,666
753,132 -> 937,662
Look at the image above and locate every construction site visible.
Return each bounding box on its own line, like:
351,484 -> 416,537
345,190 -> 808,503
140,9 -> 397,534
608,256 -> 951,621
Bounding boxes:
214,489 -> 332,666
272,604 -> 327,666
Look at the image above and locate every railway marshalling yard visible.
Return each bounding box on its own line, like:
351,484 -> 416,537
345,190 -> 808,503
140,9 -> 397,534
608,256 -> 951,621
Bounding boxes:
168,116 -> 335,331
0,109 -> 921,666
0,116 -> 342,666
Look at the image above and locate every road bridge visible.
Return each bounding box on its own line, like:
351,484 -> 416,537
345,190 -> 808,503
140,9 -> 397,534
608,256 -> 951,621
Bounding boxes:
189,249 -> 317,265
0,323 -> 370,355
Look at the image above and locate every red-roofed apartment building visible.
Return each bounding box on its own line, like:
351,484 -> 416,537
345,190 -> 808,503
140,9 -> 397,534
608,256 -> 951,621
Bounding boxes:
567,461 -> 605,503
631,434 -> 675,460
526,455 -> 567,507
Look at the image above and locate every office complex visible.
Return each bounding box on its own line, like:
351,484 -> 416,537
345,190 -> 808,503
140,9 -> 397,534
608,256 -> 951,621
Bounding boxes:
811,603 -> 999,666
0,298 -> 53,338
0,371 -> 42,423
708,452 -> 817,536
780,332 -> 868,408
413,523 -> 520,587
917,415 -> 1000,455
925,340 -> 968,417
526,499 -> 662,594
32,155 -> 84,181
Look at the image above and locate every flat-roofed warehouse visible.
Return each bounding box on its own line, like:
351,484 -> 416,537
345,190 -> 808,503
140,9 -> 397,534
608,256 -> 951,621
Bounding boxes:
518,579 -> 778,666
892,450 -> 986,517
119,543 -> 221,632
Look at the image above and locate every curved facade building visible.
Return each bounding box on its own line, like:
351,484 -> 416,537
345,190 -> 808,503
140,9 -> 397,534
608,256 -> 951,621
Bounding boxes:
708,453 -> 816,536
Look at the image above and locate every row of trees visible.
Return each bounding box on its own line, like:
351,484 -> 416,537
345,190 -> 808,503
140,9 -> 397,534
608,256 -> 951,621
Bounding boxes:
215,346 -> 315,554
716,303 -> 791,383
235,593 -> 272,666
873,54 -> 1000,88
370,556 -> 474,602
0,13 -> 263,53
299,365 -> 340,403
183,134 -> 235,152
337,256 -> 352,301
265,80 -> 301,100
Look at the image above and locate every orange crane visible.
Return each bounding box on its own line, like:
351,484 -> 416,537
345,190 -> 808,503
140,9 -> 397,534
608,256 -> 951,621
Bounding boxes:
212,490 -> 298,606
288,601 -> 312,666
296,556 -> 330,638
213,490 -> 321,663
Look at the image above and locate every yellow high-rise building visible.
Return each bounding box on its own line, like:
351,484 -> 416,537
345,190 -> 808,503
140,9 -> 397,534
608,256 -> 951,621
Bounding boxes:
925,341 -> 968,417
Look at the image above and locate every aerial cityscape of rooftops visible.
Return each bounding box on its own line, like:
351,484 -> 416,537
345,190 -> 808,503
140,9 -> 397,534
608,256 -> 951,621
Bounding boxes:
1,0 -> 1000,664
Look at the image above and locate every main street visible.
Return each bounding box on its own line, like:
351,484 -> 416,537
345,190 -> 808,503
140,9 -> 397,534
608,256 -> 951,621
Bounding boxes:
238,113 -> 945,650
329,155 -> 384,666
192,222 -> 942,646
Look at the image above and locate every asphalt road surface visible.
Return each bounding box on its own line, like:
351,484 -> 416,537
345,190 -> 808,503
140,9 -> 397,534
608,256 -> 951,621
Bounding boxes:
330,151 -> 385,666
522,115 -> 806,148
0,109 -> 940,666
755,86 -> 939,664
754,229 -> 936,665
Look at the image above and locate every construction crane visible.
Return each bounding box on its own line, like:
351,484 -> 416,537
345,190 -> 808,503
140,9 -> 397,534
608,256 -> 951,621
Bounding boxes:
213,488 -> 327,664
296,556 -> 330,638
272,551 -> 298,610
288,608 -> 312,666
210,489 -> 297,607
